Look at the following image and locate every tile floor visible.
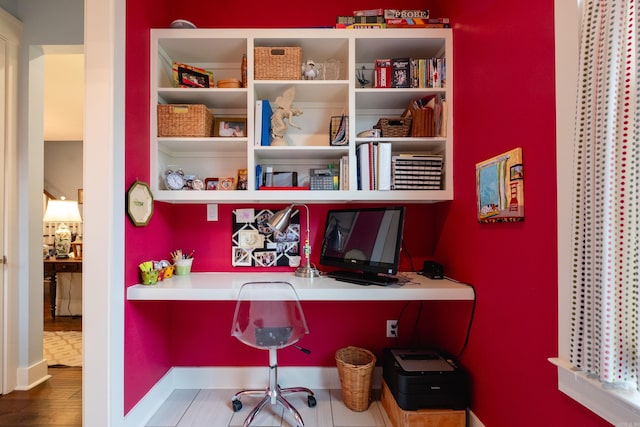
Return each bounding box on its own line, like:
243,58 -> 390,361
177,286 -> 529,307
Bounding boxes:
146,388 -> 391,427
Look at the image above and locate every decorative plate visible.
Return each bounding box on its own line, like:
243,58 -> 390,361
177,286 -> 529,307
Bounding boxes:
127,181 -> 154,226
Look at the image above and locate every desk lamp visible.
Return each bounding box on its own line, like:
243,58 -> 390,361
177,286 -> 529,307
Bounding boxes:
268,204 -> 321,278
43,198 -> 82,258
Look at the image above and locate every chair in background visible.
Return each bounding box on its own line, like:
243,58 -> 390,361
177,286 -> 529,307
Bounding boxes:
231,281 -> 316,427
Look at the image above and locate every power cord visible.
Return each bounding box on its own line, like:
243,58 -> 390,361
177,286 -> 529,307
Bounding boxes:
392,275 -> 476,360
443,275 -> 476,360
401,240 -> 416,272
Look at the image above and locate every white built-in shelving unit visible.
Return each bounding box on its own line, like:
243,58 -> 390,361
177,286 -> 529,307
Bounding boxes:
150,28 -> 452,204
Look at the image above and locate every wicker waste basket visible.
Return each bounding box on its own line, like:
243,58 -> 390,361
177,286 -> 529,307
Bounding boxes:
335,346 -> 376,411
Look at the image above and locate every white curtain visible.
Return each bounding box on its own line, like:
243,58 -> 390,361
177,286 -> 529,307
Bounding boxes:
570,0 -> 639,389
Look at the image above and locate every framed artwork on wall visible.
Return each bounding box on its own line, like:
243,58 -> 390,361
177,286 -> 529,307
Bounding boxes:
476,147 -> 524,223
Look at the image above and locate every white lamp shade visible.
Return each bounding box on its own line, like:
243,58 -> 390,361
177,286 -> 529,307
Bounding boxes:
43,200 -> 82,223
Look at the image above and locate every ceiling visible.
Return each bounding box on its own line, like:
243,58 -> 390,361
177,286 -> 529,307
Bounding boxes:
44,53 -> 84,141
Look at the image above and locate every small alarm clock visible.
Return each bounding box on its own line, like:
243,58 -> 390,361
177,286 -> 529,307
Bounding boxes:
164,168 -> 185,190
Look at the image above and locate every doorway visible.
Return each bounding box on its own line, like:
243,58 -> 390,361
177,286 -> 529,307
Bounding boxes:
41,50 -> 84,368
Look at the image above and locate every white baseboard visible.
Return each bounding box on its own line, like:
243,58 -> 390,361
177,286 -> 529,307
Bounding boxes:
124,366 -> 483,427
15,359 -> 51,390
124,366 -> 382,426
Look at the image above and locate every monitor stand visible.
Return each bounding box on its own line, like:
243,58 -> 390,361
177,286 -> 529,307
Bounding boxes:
327,270 -> 399,286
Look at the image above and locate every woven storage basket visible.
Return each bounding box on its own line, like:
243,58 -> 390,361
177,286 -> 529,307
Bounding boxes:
254,47 -> 302,80
157,104 -> 213,137
335,346 -> 376,412
374,117 -> 412,137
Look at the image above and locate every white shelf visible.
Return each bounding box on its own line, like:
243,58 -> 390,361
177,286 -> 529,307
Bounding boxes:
150,28 -> 453,204
127,272 -> 474,301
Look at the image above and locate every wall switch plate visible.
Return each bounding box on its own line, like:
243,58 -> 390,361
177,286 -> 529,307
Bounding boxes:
207,204 -> 218,221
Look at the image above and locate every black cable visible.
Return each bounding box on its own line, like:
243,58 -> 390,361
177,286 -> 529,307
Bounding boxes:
393,301 -> 411,347
443,275 -> 477,359
401,240 -> 415,272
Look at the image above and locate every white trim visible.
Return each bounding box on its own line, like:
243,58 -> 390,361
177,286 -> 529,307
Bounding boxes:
0,6 -> 21,395
83,0 -> 126,425
124,366 -> 360,426
125,366 -> 484,427
15,359 -> 50,391
550,358 -> 640,425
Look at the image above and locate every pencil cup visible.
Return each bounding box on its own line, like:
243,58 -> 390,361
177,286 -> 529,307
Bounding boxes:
140,270 -> 158,285
175,258 -> 193,276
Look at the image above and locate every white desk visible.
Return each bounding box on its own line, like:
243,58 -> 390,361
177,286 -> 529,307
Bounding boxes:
126,272 -> 474,301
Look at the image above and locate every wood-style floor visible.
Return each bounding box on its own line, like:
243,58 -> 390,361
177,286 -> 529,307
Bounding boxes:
0,285 -> 82,427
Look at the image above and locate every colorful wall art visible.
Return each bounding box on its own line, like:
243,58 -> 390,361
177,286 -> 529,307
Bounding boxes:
476,148 -> 524,223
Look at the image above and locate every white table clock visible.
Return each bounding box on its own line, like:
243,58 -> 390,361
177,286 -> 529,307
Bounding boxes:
164,168 -> 185,190
127,180 -> 154,226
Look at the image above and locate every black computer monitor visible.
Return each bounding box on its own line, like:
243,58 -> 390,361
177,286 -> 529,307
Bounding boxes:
319,206 -> 405,286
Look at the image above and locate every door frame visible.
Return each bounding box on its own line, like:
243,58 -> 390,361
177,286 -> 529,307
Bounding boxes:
0,8 -> 22,394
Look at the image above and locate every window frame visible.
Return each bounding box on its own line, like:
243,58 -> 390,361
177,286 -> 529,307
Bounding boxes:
554,0 -> 640,423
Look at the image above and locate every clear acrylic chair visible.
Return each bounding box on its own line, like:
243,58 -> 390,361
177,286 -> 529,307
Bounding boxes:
231,281 -> 316,427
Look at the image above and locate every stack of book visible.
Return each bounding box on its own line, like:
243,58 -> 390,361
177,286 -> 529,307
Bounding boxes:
392,154 -> 443,190
336,9 -> 450,29
375,57 -> 446,88
357,142 -> 393,191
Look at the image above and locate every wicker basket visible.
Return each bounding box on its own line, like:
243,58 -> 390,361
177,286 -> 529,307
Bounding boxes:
374,117 -> 412,137
157,104 -> 214,137
335,346 -> 376,411
254,46 -> 302,80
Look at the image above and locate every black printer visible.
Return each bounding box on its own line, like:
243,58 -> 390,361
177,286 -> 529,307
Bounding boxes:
382,348 -> 469,411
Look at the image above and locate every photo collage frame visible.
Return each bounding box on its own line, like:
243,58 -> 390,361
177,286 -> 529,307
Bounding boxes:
231,208 -> 300,267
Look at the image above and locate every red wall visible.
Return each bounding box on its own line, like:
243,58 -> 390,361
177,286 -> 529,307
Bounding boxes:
123,1 -> 611,425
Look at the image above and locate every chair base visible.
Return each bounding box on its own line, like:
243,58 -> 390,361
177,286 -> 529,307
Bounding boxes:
232,385 -> 316,427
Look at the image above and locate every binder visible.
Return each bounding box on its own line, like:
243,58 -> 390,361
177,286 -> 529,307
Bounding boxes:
261,99 -> 272,146
377,142 -> 392,191
357,143 -> 371,190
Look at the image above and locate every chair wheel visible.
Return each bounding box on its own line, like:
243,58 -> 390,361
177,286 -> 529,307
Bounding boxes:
308,395 -> 317,408
232,399 -> 242,412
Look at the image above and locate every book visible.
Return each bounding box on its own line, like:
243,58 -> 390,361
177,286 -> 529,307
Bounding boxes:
375,59 -> 392,88
370,142 -> 377,190
254,100 -> 262,146
337,23 -> 386,29
385,18 -> 450,28
336,15 -> 385,24
377,142 -> 392,191
392,58 -> 411,88
357,143 -> 371,190
393,184 -> 442,190
260,99 -> 272,146
340,155 -> 349,190
353,8 -> 384,16
383,9 -> 430,19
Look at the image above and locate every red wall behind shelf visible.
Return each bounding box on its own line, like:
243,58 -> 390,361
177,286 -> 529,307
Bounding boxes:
123,1 -> 611,426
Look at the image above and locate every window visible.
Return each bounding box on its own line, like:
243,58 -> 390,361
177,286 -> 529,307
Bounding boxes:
554,0 -> 640,424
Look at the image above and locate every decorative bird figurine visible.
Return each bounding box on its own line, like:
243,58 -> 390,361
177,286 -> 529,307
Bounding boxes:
356,65 -> 370,88
302,59 -> 318,80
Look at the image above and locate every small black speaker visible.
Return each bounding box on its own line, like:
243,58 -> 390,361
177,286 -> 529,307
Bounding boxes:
421,261 -> 444,280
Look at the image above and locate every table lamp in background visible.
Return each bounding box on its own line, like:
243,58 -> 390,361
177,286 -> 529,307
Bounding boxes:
43,198 -> 82,258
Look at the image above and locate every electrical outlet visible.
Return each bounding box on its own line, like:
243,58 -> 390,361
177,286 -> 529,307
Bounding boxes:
386,320 -> 398,338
